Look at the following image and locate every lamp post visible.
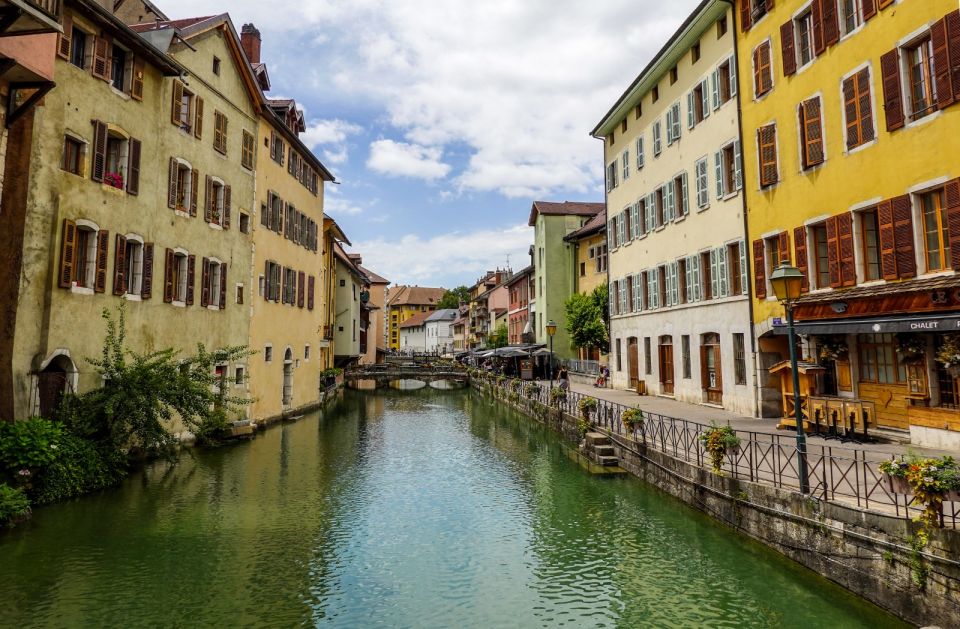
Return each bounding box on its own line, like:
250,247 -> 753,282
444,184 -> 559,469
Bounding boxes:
546,319 -> 557,390
769,260 -> 810,494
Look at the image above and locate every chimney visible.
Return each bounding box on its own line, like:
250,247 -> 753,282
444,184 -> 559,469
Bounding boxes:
241,23 -> 261,64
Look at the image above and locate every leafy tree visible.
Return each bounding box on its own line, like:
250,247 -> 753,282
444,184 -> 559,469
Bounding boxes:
488,324 -> 508,349
564,291 -> 608,354
592,283 -> 609,322
58,304 -> 251,459
437,285 -> 470,309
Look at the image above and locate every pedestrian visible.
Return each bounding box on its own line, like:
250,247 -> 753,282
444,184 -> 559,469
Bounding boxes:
557,366 -> 569,391
594,365 -> 608,388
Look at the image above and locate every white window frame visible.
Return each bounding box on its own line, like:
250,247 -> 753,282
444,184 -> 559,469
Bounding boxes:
123,233 -> 145,300
207,258 -> 223,309
653,120 -> 662,156
71,219 -> 101,294
172,247 -> 189,305
636,136 -> 645,170
695,157 -> 710,210
622,149 -> 630,181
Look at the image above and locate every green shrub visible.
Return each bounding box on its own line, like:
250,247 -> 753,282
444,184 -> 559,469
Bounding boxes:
30,433 -> 126,506
0,483 -> 31,527
0,417 -> 63,476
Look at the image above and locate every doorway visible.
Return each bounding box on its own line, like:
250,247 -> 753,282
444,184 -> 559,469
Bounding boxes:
38,357 -> 73,418
627,337 -> 639,389
658,336 -> 674,395
700,333 -> 723,405
282,348 -> 294,406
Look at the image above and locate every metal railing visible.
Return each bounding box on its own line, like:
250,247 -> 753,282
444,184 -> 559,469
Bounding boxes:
478,377 -> 959,528
562,359 -> 601,376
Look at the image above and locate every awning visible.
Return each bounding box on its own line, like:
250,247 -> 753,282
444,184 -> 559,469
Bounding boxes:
772,312 -> 960,336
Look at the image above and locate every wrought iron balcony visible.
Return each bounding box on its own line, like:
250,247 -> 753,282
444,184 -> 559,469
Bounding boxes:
0,0 -> 61,36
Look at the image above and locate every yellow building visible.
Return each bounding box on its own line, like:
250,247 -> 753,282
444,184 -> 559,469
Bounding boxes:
738,0 -> 960,446
236,24 -> 335,422
386,286 -> 445,350
563,213 -> 608,362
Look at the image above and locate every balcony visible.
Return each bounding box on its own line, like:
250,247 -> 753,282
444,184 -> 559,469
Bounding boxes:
0,0 -> 61,36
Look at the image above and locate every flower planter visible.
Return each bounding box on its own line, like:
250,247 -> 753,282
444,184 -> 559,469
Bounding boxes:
884,474 -> 911,495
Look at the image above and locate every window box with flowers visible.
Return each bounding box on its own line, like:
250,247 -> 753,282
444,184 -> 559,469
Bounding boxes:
880,456 -> 960,529
103,172 -> 124,190
699,423 -> 741,474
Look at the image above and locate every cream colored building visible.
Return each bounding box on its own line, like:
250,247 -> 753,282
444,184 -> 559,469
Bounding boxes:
357,263 -> 389,364
333,242 -> 368,367
591,0 -> 755,416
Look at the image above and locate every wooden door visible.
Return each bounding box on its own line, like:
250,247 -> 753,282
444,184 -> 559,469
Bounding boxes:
701,333 -> 722,405
627,337 -> 639,388
658,336 -> 674,395
38,369 -> 68,418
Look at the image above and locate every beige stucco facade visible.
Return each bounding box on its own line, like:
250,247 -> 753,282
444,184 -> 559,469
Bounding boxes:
334,247 -> 365,364
595,1 -> 756,416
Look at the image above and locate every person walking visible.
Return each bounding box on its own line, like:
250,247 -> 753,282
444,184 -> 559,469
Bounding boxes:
557,366 -> 569,391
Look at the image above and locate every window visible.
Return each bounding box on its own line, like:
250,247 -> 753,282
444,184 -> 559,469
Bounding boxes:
733,333 -> 746,386
655,188 -> 665,227
904,36 -> 937,121
236,284 -> 244,304
579,261 -> 586,277
860,208 -> 881,281
692,43 -> 701,64
242,130 -> 255,170
235,366 -> 244,385
753,41 -> 773,97
670,66 -> 678,84
811,223 -> 830,288
123,238 -> 143,296
174,162 -> 192,211
757,124 -> 778,188
673,172 -> 688,218
595,244 -> 607,273
795,10 -> 814,68
621,119 -> 627,133
644,337 -> 652,375
858,333 -> 906,384
214,111 -> 228,154
110,44 -> 126,91
606,161 -> 619,191
729,241 -> 746,296
73,225 -> 96,288
622,149 -> 630,181
690,81 -> 709,128
716,57 -> 735,107
765,234 -> 788,283
681,335 -> 691,379
652,85 -> 659,103
213,56 -> 221,75
718,16 -> 728,38
841,0 -> 862,36
209,179 -> 226,226
265,346 -> 273,362
635,103 -> 642,119
694,158 -> 709,209
657,265 -> 667,306
666,102 -> 681,144
172,81 -> 194,132
239,213 -> 250,234
61,136 -> 83,175
304,345 -> 311,360
171,252 -> 188,303
799,97 -> 824,169
677,258 -> 688,304
715,140 -> 742,198
843,68 -> 874,149
69,28 -> 87,69
921,188 -> 950,272
700,251 -> 713,300
652,120 -> 662,156
636,137 -> 644,170
104,132 -> 128,188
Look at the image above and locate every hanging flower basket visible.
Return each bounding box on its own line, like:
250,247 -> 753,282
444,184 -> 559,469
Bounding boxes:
621,407 -> 643,433
817,335 -> 848,362
895,333 -> 926,364
577,397 -> 598,419
699,423 -> 742,474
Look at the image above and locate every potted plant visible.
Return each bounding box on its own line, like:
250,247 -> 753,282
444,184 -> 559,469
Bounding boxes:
895,333 -> 926,364
577,397 -> 598,419
881,455 -> 960,529
621,407 -> 643,433
936,333 -> 960,377
550,387 -> 566,406
699,423 -> 741,474
524,382 -> 539,399
879,459 -> 912,495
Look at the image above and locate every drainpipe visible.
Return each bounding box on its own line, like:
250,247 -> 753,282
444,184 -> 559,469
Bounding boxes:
721,0 -> 761,419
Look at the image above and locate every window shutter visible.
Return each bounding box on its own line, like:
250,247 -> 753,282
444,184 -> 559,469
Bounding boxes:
131,57 -> 144,101
219,264 -> 228,310
803,98 -> 824,166
204,175 -> 213,222
58,219 -> 77,289
681,172 -> 689,216
163,249 -> 174,302
666,184 -> 675,221
298,271 -> 306,308
734,140 -> 743,190
666,108 -> 674,145
127,138 -> 141,195
876,199 -> 897,280
862,0 -> 877,21
194,96 -> 204,139
714,151 -> 723,199
701,80 -> 710,119
261,201 -> 269,227
933,17 -> 955,109
190,168 -> 199,216
631,203 -> 640,238
171,80 -> 183,126
945,178 -> 960,270
739,0 -> 752,32
739,240 -> 748,296
91,120 -> 107,182
167,157 -> 177,208
92,36 -> 110,80
711,69 -> 721,110
201,257 -> 210,307
308,276 -> 315,310
710,249 -> 720,299
891,195 -> 916,279
877,0 -> 893,7
781,21 -> 797,76
752,47 -> 762,95
637,137 -> 644,169
186,255 -> 196,306
142,243 -> 154,299
223,185 -> 232,229
793,226 -> 810,293
94,230 -> 109,293
729,55 -> 738,97
812,0 -> 825,56
826,215 -> 842,287
822,0 -> 839,47
687,91 -> 695,129
685,259 -> 694,303
718,247 -> 729,297
758,125 -> 778,188
946,11 -> 960,103
113,233 -> 127,295
842,76 -> 859,149
693,255 -> 702,301
753,239 -> 767,299
837,213 -> 856,287
57,14 -> 72,60
880,49 -> 905,131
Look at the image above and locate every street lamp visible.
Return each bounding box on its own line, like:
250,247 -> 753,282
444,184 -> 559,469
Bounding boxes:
769,260 -> 810,494
546,319 -> 557,389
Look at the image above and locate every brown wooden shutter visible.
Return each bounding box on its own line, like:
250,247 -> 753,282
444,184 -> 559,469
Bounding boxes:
801,98 -> 824,167
168,157 -> 177,208
945,179 -> 960,270
186,255 -> 196,305
891,195 -> 916,279
281,267 -> 287,304
781,21 -> 797,76
127,138 -> 141,195
758,125 -> 778,187
223,185 -> 231,229
862,0 -> 877,21
131,57 -> 144,101
91,120 -> 107,182
793,227 -> 809,293
264,260 -> 271,301
880,49 -> 905,131
261,201 -> 269,227
59,219 -> 77,288
752,239 -> 766,299
946,11 -> 960,103
94,230 -> 109,293
298,271 -> 306,308
194,96 -> 204,139
933,17 -> 954,109
204,175 -> 213,222
857,69 -> 875,144
739,0 -> 752,32
842,76 -> 858,149
113,233 -> 127,295
308,276 -> 315,310
269,131 -> 277,160
219,264 -> 227,310
822,0 -> 839,47
877,200 -> 898,280
163,248 -> 174,303
92,36 -> 110,80
57,14 -> 72,60
142,243 -> 154,299
200,257 -> 210,307
826,216 -> 841,287
812,0 -> 825,56
171,80 -> 183,126
777,231 -> 790,266
837,213 -> 856,287
190,168 -> 199,216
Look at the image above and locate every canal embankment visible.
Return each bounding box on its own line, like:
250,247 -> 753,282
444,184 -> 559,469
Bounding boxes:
471,376 -> 960,628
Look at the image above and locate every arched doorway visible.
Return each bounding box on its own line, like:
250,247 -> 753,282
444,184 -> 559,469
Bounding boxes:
658,335 -> 674,395
282,348 -> 294,407
701,333 -> 723,405
37,354 -> 76,418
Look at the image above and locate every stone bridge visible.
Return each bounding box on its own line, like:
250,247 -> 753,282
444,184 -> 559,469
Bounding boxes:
344,366 -> 469,390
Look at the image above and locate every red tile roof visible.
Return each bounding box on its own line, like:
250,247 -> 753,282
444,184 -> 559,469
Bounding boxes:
564,211 -> 607,241
399,311 -> 432,329
387,285 -> 446,307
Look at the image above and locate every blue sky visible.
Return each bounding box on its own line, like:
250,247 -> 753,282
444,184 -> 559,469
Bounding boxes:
159,0 -> 701,288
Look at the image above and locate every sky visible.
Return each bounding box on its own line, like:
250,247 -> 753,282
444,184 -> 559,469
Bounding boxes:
158,0 -> 702,288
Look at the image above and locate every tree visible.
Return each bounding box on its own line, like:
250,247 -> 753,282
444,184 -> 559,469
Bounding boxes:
564,291 -> 608,354
437,286 -> 469,309
488,324 -> 508,349
592,283 -> 609,323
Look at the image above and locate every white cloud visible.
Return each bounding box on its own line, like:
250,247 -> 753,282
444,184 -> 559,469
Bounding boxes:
324,195 -> 364,216
366,139 -> 451,181
353,225 -> 531,286
299,118 -> 362,165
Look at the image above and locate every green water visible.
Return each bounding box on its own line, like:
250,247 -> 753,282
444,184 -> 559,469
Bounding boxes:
0,390 -> 906,628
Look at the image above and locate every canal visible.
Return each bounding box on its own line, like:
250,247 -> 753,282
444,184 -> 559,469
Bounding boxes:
0,389 -> 905,628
